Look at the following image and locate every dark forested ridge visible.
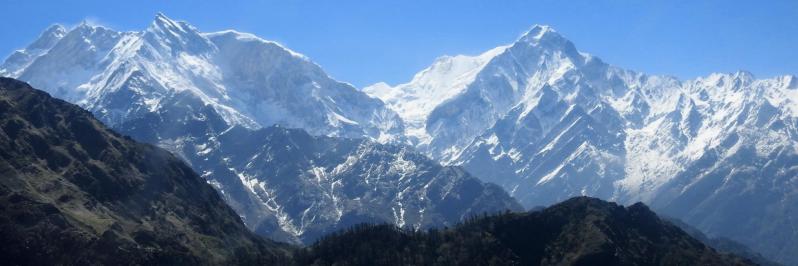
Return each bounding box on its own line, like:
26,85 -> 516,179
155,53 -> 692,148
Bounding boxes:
0,78 -> 291,265
295,197 -> 754,266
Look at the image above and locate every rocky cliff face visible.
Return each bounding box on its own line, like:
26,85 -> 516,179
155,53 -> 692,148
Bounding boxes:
122,120 -> 522,244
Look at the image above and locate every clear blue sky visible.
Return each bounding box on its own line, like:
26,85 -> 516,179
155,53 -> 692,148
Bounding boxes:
1,0 -> 796,87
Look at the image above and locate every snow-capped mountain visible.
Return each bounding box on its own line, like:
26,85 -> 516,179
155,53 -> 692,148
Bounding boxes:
1,14 -> 522,245
366,25 -> 798,264
4,13 -> 403,141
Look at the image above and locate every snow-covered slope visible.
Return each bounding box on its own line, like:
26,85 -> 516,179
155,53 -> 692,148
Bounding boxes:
366,25 -> 798,264
363,45 -> 507,144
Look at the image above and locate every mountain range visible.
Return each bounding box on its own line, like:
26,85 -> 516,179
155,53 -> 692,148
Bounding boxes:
3,13 -> 797,265
0,13 -> 520,244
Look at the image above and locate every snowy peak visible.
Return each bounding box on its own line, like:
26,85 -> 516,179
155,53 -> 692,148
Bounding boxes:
28,24 -> 67,50
150,12 -> 188,34
154,12 -> 173,24
5,13 -> 404,141
59,22 -> 121,50
71,21 -> 113,35
145,12 -> 215,55
362,82 -> 392,98
366,24 -> 601,157
700,71 -> 754,88
9,22 -> 123,102
418,24 -> 614,161
0,24 -> 67,77
519,24 -> 557,42
516,24 -> 576,52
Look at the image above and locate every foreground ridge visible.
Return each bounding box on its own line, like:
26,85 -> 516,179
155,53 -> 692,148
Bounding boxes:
0,78 -> 290,264
296,196 -> 753,265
